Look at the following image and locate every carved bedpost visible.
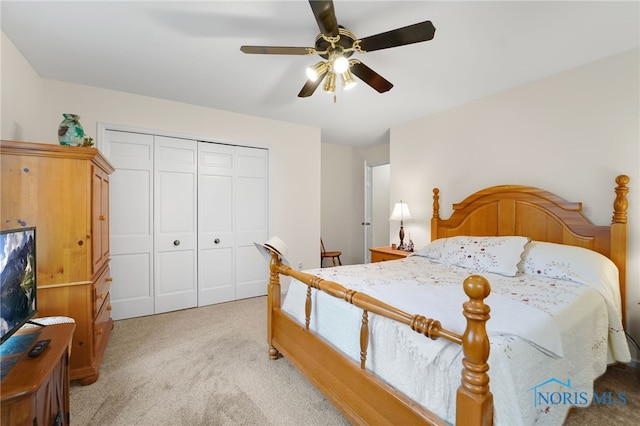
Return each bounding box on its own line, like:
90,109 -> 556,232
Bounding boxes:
268,250 -> 282,360
611,174 -> 629,327
456,275 -> 493,426
612,175 -> 629,224
431,188 -> 440,241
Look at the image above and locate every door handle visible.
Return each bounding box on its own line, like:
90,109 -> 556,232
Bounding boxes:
214,238 -> 220,244
173,240 -> 181,246
362,222 -> 371,226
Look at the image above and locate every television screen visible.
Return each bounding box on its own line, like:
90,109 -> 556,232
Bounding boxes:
0,227 -> 37,344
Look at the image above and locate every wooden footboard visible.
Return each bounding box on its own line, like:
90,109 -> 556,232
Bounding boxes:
267,251 -> 493,426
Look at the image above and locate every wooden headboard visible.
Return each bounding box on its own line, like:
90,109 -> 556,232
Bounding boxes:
431,175 -> 629,324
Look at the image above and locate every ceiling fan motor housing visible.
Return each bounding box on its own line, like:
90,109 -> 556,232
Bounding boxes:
315,26 -> 357,60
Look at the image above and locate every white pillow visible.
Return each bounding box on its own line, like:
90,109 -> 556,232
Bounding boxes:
519,241 -> 619,288
413,238 -> 447,260
438,236 -> 530,277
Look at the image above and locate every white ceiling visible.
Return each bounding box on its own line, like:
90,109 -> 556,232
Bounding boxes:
2,1 -> 639,147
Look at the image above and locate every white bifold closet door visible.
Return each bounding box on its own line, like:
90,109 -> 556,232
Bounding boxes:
154,136 -> 198,314
106,130 -> 268,320
107,131 -> 155,319
198,143 -> 268,305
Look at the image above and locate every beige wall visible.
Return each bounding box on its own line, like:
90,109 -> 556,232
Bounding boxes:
321,142 -> 389,265
1,32 -> 321,270
391,48 -> 640,364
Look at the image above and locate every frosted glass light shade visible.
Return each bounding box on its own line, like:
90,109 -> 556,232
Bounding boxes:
306,61 -> 328,82
333,55 -> 349,74
341,69 -> 356,90
323,71 -> 336,93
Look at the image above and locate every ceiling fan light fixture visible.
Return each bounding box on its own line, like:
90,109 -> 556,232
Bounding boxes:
341,69 -> 356,90
332,55 -> 349,74
306,61 -> 328,82
323,71 -> 336,93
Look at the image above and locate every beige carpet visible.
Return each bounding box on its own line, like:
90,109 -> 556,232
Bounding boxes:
70,296 -> 639,425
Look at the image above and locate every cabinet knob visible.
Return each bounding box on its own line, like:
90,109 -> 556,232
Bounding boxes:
214,238 -> 220,244
106,277 -> 113,283
97,328 -> 103,335
99,215 -> 106,221
107,305 -> 112,311
173,240 -> 181,246
97,293 -> 105,300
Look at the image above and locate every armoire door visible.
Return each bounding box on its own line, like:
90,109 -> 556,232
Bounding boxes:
106,130 -> 155,320
154,136 -> 198,314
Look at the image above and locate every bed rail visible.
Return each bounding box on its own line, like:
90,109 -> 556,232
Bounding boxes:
268,252 -> 493,426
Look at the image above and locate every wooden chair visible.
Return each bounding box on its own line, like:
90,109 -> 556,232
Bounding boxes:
321,238 -> 342,267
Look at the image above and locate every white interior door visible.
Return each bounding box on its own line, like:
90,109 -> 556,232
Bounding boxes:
371,164 -> 391,247
234,146 -> 268,299
198,143 -> 268,304
363,161 -> 373,262
106,128 -> 269,318
154,136 -> 198,314
364,162 -> 390,262
106,130 -> 155,320
198,142 -> 235,305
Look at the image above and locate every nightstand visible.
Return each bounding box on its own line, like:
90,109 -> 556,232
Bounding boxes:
369,246 -> 413,263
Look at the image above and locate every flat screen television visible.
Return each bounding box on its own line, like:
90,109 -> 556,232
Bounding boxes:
0,227 -> 37,344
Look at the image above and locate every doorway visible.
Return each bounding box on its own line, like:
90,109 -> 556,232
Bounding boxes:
364,162 -> 390,262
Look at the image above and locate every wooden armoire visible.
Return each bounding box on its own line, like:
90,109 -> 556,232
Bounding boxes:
0,140 -> 115,385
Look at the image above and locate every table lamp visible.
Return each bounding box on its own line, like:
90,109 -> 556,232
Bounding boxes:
389,201 -> 412,250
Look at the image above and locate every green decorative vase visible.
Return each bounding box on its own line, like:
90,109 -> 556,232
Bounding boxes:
58,113 -> 85,146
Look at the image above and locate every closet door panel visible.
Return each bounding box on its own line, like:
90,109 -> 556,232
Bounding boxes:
106,130 -> 154,319
235,147 -> 268,299
106,132 -> 269,317
198,143 -> 235,306
154,137 -> 198,314
198,246 -> 234,304
235,245 -> 268,299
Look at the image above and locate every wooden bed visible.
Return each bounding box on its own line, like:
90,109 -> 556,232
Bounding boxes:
265,175 -> 629,426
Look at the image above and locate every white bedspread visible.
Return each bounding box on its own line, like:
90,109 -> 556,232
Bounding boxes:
281,256 -> 630,425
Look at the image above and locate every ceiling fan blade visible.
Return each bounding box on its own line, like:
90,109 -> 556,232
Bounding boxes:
240,46 -> 313,55
309,0 -> 339,37
358,21 -> 436,52
298,71 -> 327,98
350,62 -> 393,93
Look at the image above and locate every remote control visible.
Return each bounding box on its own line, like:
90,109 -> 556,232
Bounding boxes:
28,339 -> 51,358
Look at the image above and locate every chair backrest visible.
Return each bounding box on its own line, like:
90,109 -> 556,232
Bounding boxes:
320,238 -> 326,254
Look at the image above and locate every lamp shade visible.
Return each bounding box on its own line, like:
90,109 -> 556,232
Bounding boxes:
389,202 -> 412,221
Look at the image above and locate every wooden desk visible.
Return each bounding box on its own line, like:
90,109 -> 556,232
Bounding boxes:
1,323 -> 75,426
369,246 -> 413,263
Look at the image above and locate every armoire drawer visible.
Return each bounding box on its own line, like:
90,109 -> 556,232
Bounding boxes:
93,267 -> 112,318
94,293 -> 112,353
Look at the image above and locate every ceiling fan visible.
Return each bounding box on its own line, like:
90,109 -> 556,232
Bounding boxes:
240,0 -> 436,98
